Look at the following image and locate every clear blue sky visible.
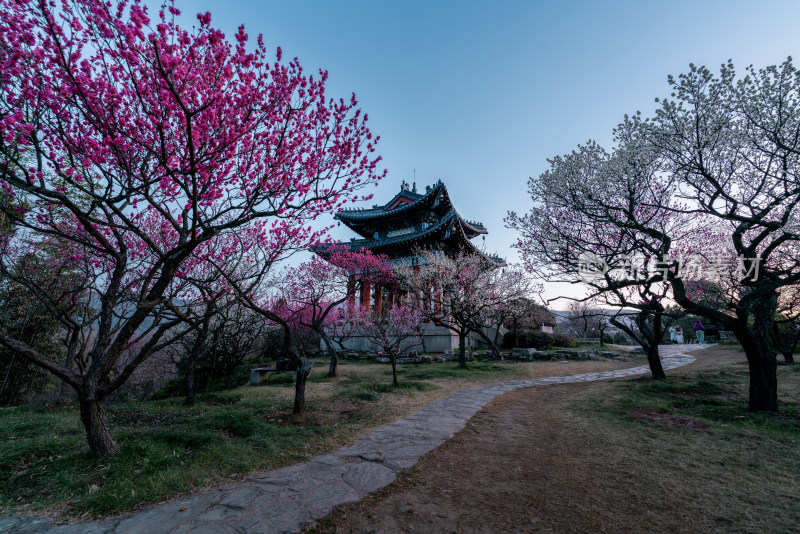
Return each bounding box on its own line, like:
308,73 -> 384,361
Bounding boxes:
167,0 -> 798,301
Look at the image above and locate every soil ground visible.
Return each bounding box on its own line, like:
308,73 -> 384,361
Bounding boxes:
309,346 -> 800,533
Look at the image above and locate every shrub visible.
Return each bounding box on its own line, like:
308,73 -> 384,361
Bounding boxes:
552,333 -> 576,348
501,331 -> 554,349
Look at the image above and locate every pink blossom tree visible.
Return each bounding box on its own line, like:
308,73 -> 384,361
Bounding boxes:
0,0 -> 383,456
403,251 -> 533,368
355,305 -> 422,387
276,247 -> 394,377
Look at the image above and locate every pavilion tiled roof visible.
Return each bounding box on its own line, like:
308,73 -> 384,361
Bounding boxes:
335,180 -> 488,238
328,180 -> 505,267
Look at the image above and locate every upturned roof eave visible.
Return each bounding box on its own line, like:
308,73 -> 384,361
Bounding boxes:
334,181 -> 447,224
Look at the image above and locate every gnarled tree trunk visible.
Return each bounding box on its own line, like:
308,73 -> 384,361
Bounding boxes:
737,293 -> 779,411
639,312 -> 666,381
319,330 -> 338,377
78,390 -> 120,457
611,311 -> 665,380
474,328 -> 503,360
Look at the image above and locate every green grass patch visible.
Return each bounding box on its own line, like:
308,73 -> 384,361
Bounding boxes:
337,379 -> 437,403
397,361 -> 522,381
0,357 -> 533,521
585,363 -> 800,437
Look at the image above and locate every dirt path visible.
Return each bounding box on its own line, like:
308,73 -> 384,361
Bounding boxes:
310,347 -> 741,534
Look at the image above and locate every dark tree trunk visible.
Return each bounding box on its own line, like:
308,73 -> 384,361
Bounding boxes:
390,355 -> 398,386
743,345 -> 778,411
327,352 -> 338,377
78,392 -> 120,457
737,293 -> 779,411
475,328 -> 502,360
645,342 -> 666,381
320,331 -> 338,377
292,356 -> 313,415
644,312 -> 666,380
458,333 -> 467,369
612,311 -> 665,380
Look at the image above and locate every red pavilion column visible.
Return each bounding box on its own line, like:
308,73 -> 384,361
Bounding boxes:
374,283 -> 383,318
360,280 -> 371,314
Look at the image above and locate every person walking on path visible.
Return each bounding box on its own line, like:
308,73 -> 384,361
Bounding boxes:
694,321 -> 705,344
675,326 -> 684,344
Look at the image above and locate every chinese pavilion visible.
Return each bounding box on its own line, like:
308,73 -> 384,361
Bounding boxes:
331,180 -> 504,319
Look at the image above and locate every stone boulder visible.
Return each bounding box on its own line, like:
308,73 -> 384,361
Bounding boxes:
442,349 -> 459,361
512,348 -> 550,361
336,350 -> 360,361
555,350 -> 580,360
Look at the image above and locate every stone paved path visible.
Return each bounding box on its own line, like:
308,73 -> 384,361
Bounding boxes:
2,346 -> 703,534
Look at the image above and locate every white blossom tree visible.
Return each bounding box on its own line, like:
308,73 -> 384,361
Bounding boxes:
509,59 -> 800,411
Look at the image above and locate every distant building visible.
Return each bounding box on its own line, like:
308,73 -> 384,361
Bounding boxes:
322,180 -> 505,352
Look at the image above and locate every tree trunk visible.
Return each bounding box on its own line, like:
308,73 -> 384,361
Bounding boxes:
646,313 -> 666,380
513,319 -> 519,348
738,293 -> 779,412
78,392 -> 120,457
613,312 -> 666,380
320,331 -> 338,377
458,333 -> 467,369
292,356 -> 313,415
474,328 -> 502,359
390,355 -> 398,386
743,346 -> 778,411
636,311 -> 666,380
645,342 -> 666,381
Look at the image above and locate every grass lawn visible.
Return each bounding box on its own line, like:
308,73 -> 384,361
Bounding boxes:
558,345 -> 800,532
0,354 -> 634,522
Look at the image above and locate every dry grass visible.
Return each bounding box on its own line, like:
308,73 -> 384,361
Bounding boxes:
311,346 -> 800,534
